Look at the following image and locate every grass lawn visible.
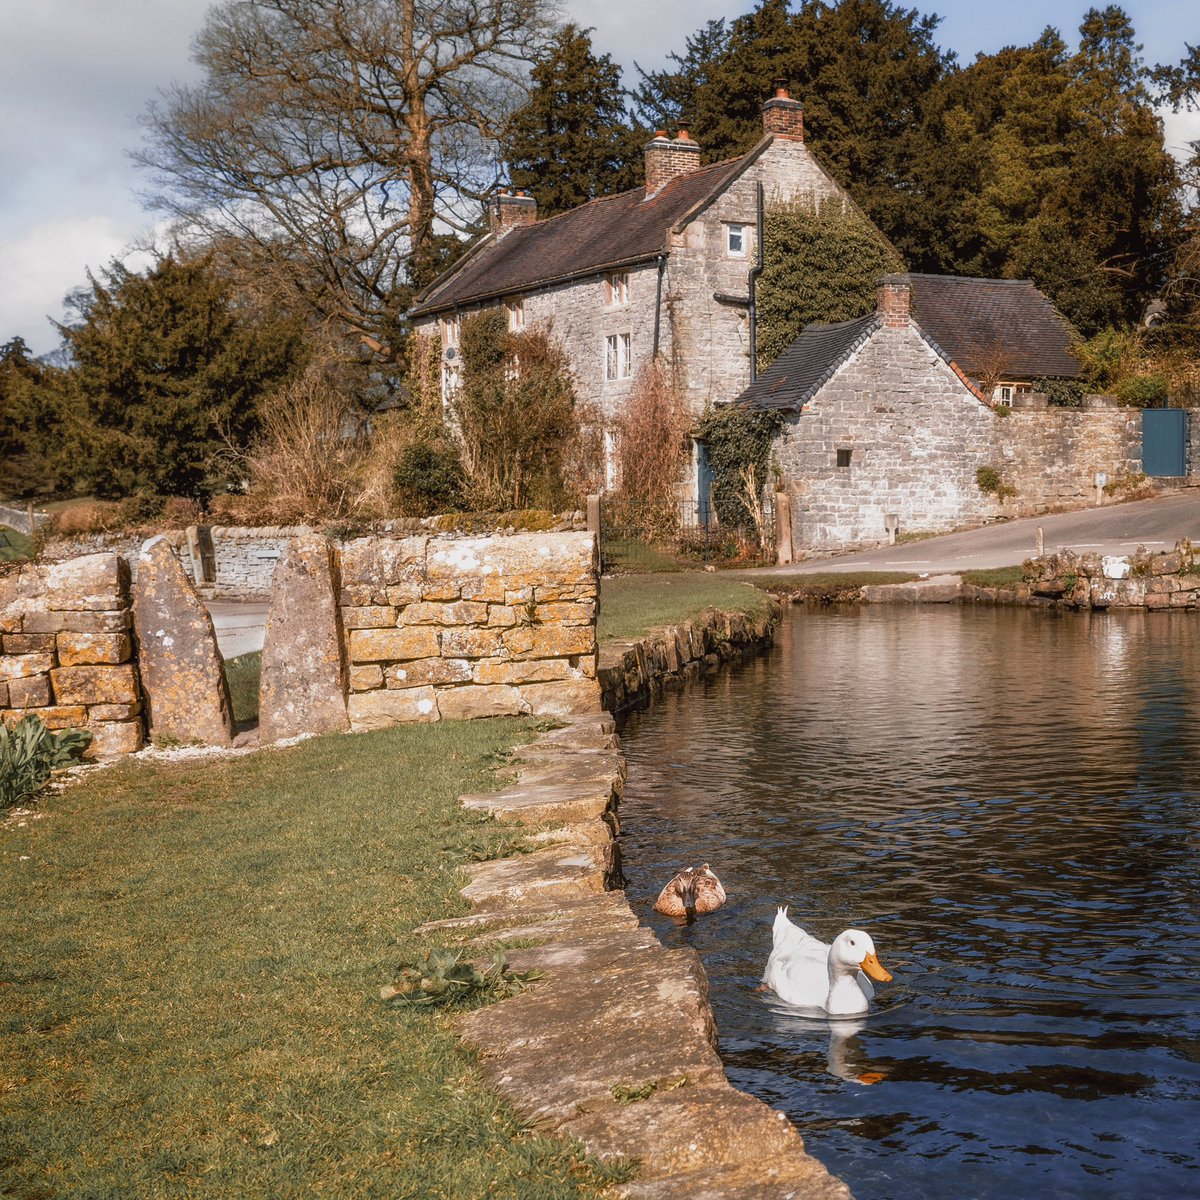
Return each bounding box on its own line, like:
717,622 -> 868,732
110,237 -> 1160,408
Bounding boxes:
598,572 -> 774,641
224,651 -> 263,725
960,566 -> 1027,587
1,721 -> 628,1199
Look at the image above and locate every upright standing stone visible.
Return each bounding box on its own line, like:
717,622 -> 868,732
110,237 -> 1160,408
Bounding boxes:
133,536 -> 234,746
259,534 -> 349,743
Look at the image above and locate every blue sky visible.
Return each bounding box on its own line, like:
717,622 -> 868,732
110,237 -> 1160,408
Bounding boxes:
1,0 -> 1195,354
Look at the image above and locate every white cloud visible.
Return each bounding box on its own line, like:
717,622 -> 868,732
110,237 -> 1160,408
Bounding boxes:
0,216 -> 158,354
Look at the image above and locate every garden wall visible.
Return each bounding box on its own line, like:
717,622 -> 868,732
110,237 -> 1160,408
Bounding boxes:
0,555 -> 144,759
42,512 -> 589,602
1,529 -> 602,758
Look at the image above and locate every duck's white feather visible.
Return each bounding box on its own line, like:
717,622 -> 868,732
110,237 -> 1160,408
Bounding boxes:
763,906 -> 877,1013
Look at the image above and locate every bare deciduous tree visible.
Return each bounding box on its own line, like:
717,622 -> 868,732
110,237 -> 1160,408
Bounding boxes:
137,0 -> 559,357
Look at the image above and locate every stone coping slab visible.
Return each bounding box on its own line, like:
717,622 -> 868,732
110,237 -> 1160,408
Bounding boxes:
440,709 -> 851,1198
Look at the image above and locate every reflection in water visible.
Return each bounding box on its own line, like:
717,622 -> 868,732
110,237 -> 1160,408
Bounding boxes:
618,607 -> 1200,1200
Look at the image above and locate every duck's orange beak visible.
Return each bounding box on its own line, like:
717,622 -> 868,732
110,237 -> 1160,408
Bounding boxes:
860,952 -> 892,983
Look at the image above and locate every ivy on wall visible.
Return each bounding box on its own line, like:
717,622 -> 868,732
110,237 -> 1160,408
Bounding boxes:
757,197 -> 905,372
695,406 -> 783,528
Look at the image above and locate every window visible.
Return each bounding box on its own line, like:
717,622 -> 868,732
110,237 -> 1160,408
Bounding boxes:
505,298 -> 524,332
604,272 -> 629,307
994,384 -> 1014,406
726,223 -> 747,257
441,314 -> 461,348
836,448 -> 852,468
605,333 -> 631,381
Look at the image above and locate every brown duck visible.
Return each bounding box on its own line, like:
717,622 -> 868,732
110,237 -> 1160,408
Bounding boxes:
653,863 -> 727,919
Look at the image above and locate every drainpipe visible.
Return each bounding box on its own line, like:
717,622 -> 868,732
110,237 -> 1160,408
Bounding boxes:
748,181 -> 764,382
652,254 -> 666,358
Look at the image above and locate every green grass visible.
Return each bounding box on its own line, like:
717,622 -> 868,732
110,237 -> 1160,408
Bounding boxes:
960,565 -> 1026,587
0,525 -> 33,562
0,721 -> 630,1199
224,650 -> 262,725
598,572 -> 772,641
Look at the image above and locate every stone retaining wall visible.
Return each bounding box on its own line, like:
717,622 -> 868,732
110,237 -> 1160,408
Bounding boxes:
419,714 -> 849,1199
967,541 -> 1200,611
598,603 -> 783,712
0,555 -> 143,758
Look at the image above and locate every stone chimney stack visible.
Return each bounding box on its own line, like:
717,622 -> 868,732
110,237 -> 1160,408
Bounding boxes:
489,188 -> 537,237
644,124 -> 702,196
762,83 -> 804,140
877,274 -> 912,327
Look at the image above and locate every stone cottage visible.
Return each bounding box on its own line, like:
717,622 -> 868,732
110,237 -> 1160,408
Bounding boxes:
408,88 -> 860,502
735,274 -> 1144,552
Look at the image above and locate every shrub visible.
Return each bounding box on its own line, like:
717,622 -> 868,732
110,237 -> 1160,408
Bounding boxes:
393,439 -> 466,517
1033,377 -> 1087,408
0,715 -> 92,809
976,465 -> 1016,501
694,406 -> 784,529
1114,375 -> 1169,407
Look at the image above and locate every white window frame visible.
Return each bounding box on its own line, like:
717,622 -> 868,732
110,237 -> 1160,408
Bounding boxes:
505,298 -> 525,332
726,223 -> 747,258
605,332 -> 631,381
604,272 -> 629,307
994,383 -> 1014,406
441,313 -> 461,348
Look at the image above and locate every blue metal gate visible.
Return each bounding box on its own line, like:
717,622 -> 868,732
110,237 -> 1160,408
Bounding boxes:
1143,409 -> 1188,477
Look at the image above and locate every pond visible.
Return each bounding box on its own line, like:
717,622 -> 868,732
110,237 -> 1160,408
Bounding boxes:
617,605 -> 1200,1199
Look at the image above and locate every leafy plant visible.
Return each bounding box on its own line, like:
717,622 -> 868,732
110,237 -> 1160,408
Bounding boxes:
0,715 -> 93,809
975,465 -> 1016,501
393,438 -> 466,516
380,948 -> 542,1009
1032,377 -> 1088,408
1114,374 -> 1169,407
695,406 -> 783,529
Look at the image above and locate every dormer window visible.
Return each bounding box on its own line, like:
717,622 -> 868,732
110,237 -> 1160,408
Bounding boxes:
505,298 -> 525,333
441,314 -> 461,348
605,272 -> 629,307
726,224 -> 747,257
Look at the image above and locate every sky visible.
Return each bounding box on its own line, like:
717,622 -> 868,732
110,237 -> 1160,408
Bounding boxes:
1,0 -> 1196,355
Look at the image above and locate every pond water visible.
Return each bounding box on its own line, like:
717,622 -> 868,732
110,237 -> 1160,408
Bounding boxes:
616,606 -> 1200,1199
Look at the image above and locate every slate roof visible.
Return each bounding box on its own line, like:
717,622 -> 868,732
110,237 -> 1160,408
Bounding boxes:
906,274 -> 1080,380
734,314 -> 880,412
410,155 -> 752,317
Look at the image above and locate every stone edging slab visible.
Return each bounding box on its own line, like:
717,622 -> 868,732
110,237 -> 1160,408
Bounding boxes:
419,710 -> 851,1199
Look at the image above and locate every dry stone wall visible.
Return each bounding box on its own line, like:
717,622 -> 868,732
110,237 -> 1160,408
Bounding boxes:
0,554 -> 143,758
340,532 -> 600,730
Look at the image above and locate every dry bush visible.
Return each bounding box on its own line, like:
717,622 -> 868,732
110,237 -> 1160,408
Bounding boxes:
48,501 -> 126,535
612,361 -> 691,538
243,361 -> 374,522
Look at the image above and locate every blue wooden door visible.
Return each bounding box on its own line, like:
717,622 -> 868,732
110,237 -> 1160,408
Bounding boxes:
696,440 -> 713,526
1143,409 -> 1188,477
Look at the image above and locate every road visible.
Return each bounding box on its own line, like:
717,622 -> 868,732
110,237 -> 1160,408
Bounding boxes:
208,600 -> 268,659
752,489 -> 1200,575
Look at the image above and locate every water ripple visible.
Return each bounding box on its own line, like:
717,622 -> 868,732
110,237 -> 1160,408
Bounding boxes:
618,606 -> 1200,1199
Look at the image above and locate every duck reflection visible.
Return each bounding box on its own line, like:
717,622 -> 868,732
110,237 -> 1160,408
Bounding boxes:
825,1018 -> 887,1085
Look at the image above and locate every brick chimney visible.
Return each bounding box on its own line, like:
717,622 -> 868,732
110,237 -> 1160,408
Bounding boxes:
489,188 -> 537,237
644,125 -> 702,196
877,274 -> 911,327
762,83 -> 804,140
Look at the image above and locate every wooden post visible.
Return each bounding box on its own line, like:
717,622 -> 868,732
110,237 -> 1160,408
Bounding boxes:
586,494 -> 601,537
775,492 -> 793,565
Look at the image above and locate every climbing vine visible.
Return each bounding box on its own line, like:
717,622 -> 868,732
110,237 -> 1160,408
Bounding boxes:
695,406 -> 783,528
757,196 -> 904,372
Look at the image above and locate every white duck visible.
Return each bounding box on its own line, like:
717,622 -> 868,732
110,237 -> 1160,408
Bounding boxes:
762,906 -> 893,1016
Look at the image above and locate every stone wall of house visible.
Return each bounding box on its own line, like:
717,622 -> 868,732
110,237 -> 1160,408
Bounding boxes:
995,407 -> 1144,513
775,324 -> 999,550
340,532 -> 600,730
0,554 -> 144,759
666,138 -> 850,424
